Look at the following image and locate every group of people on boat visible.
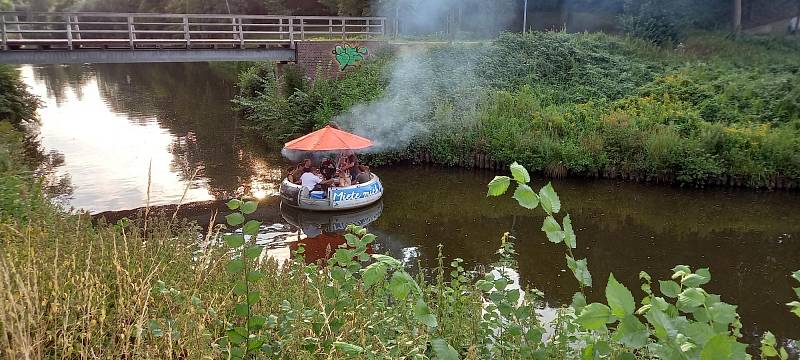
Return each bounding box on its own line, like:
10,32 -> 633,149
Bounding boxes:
286,152 -> 372,193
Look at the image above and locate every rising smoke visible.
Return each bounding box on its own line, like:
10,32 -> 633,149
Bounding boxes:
333,0 -> 503,152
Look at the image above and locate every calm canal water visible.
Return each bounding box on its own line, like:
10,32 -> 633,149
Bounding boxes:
21,63 -> 800,351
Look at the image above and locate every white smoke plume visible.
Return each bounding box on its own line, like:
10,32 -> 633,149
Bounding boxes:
334,0 -> 504,152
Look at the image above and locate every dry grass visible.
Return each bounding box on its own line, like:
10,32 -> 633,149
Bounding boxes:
0,211 -> 237,359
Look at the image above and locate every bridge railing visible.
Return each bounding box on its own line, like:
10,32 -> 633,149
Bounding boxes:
0,12 -> 386,50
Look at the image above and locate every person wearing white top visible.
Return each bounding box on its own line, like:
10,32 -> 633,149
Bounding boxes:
300,168 -> 333,192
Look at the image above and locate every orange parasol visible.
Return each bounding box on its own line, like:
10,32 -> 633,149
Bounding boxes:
284,125 -> 373,152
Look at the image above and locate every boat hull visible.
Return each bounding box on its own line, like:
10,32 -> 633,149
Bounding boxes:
280,173 -> 384,211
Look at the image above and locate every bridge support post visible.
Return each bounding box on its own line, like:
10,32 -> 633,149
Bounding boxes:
183,16 -> 190,48
289,17 -> 295,49
0,14 -> 6,51
127,15 -> 136,49
65,15 -> 73,50
237,18 -> 244,49
72,16 -> 81,41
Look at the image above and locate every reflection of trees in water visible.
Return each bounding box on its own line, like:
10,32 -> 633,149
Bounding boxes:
31,64 -> 94,105
33,62 -> 289,199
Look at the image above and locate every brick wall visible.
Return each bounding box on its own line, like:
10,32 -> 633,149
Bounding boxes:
294,40 -> 387,80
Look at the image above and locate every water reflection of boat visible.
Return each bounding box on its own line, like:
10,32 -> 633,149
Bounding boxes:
280,201 -> 383,263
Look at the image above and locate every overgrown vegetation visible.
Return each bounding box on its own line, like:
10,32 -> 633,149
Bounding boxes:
238,31 -> 800,188
2,161 -> 798,358
0,65 -> 45,222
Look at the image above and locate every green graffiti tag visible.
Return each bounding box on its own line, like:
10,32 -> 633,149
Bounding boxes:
333,44 -> 368,71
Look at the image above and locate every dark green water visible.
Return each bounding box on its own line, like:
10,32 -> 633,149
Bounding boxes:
23,63 -> 800,351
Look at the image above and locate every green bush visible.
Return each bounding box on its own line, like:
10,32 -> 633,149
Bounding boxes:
0,65 -> 40,127
619,0 -> 682,46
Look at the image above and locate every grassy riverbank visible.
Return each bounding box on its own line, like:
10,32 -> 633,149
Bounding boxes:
3,151 -> 799,358
237,32 -> 800,189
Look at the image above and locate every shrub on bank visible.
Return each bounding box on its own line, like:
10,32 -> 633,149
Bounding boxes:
236,31 -> 800,188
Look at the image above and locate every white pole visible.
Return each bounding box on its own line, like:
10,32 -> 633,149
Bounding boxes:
523,0 -> 528,32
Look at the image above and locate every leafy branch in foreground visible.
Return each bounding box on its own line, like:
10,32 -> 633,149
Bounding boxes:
220,198 -> 268,359
488,161 -> 798,359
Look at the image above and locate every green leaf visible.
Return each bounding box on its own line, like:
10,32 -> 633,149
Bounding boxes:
389,271 -> 413,300
708,302 -> 737,326
542,216 -> 564,244
487,176 -> 511,196
613,314 -> 649,349
659,280 -> 681,298
571,292 -> 587,313
235,302 -> 248,316
226,328 -> 246,344
224,234 -> 244,248
333,341 -> 364,356
791,270 -> 800,283
677,288 -> 706,311
240,201 -> 257,214
226,199 -> 241,210
562,214 -> 576,249
344,233 -> 359,247
248,315 -> 266,330
576,303 -> 611,330
245,245 -> 263,260
246,270 -> 263,282
431,338 -> 460,360
233,280 -> 247,295
606,273 -> 635,317
682,269 -> 711,288
476,279 -> 493,292
761,331 -> 780,358
247,291 -> 261,304
242,220 -> 261,235
226,259 -> 244,274
494,278 -> 508,290
671,265 -> 691,278
512,184 -> 539,209
539,182 -> 561,214
700,334 -> 733,360
371,254 -> 402,268
786,301 -> 800,318
413,299 -> 438,328
566,255 -> 593,288
360,233 -> 377,245
225,212 -> 244,226
510,161 -> 530,183
362,262 -> 387,289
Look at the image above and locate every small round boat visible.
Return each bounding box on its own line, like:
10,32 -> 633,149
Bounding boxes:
280,172 -> 384,211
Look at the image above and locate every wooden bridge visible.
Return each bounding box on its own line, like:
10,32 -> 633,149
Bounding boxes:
0,11 -> 386,64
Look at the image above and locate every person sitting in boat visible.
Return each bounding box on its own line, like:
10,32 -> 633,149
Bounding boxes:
355,165 -> 371,184
347,152 -> 360,181
337,169 -> 352,187
300,167 -> 333,197
288,163 -> 304,184
320,157 -> 336,180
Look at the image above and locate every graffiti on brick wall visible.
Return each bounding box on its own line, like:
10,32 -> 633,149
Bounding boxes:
333,44 -> 368,71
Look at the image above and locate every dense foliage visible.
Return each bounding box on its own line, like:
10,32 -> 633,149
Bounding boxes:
238,32 -> 800,188
0,65 -> 40,127
2,161 -> 798,358
0,65 -> 45,222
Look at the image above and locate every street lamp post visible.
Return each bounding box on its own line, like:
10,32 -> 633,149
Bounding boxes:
523,0 -> 528,32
